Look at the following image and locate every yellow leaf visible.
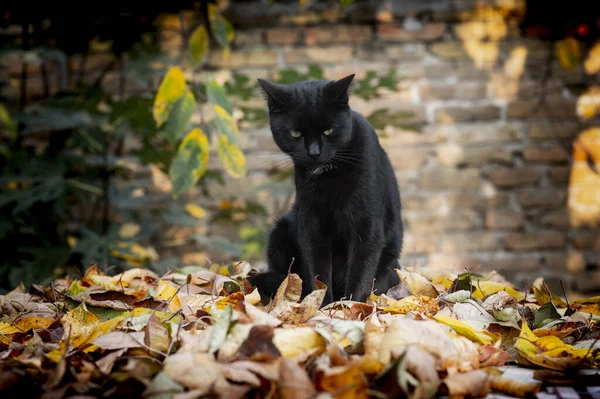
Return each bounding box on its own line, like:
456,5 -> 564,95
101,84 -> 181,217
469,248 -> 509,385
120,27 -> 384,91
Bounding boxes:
316,365 -> 369,399
185,203 -> 206,219
119,223 -> 141,239
471,280 -> 524,300
217,134 -> 246,178
396,269 -> 439,298
153,67 -> 187,127
145,314 -> 171,353
61,304 -> 101,348
514,321 -> 598,370
189,25 -> 209,68
532,277 -> 568,308
245,288 -> 261,305
556,37 -> 581,70
156,279 -> 182,312
584,41 -> 600,75
381,295 -> 439,314
215,291 -> 245,310
433,315 -> 501,345
170,128 -> 210,197
273,327 -> 326,358
0,314 -> 55,336
67,235 -> 77,248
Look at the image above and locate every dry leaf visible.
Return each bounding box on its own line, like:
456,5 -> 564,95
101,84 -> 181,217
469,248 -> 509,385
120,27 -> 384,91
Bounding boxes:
441,370 -> 491,398
279,358 -> 317,399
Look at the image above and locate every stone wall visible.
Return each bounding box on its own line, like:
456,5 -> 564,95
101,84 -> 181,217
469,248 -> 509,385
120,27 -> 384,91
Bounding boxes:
3,0 -> 599,293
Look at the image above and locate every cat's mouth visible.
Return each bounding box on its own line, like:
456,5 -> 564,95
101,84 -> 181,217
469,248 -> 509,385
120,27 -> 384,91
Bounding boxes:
308,162 -> 336,177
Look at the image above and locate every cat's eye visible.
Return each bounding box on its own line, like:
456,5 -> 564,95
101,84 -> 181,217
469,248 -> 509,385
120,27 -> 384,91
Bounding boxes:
323,129 -> 334,136
290,130 -> 302,138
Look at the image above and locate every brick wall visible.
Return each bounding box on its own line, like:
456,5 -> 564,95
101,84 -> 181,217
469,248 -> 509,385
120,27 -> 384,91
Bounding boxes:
3,0 -> 599,293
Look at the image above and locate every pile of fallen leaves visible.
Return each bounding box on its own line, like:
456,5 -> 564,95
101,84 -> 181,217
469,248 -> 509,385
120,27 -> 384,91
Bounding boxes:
1,263 -> 599,399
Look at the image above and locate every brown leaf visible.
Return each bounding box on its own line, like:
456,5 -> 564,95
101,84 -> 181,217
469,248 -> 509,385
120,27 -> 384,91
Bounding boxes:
144,314 -> 170,353
271,277 -> 327,324
237,325 -> 281,361
92,331 -> 145,350
403,345 -> 440,399
273,327 -> 326,358
320,301 -> 375,321
316,365 -> 369,399
273,273 -> 303,305
479,345 -> 513,367
96,348 -> 127,375
163,352 -> 226,393
396,270 -> 439,298
490,374 -> 541,398
440,370 -> 491,398
278,358 -> 316,399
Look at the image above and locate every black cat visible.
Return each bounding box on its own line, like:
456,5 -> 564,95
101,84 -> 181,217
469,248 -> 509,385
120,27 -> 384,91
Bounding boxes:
248,74 -> 403,305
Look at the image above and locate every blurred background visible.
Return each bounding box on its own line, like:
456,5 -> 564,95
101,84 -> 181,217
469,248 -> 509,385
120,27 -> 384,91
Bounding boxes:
0,0 -> 598,295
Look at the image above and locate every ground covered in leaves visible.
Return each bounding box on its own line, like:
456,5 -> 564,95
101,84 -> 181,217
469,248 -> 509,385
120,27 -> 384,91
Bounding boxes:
0,263 -> 599,399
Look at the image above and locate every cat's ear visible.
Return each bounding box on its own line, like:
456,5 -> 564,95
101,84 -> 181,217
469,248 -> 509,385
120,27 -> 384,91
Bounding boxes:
327,74 -> 355,104
257,78 -> 286,107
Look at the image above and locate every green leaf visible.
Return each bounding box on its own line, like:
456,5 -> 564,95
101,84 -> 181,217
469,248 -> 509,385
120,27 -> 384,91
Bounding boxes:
168,128 -> 210,197
164,91 -> 196,144
341,0 -> 355,9
212,105 -> 246,178
533,301 -> 561,329
212,104 -> 239,143
144,372 -> 184,399
207,79 -> 233,115
208,304 -> 233,354
153,67 -> 187,127
0,104 -> 17,137
189,25 -> 209,68
209,6 -> 234,50
217,135 -> 246,178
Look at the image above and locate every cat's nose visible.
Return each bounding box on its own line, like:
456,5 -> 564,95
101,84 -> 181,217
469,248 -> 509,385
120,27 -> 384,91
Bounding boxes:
308,142 -> 321,160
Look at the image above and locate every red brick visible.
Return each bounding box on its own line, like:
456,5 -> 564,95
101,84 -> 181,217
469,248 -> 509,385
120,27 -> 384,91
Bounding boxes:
444,192 -> 507,210
523,145 -> 570,163
519,189 -> 567,209
430,42 -> 468,59
419,168 -> 480,189
487,167 -> 540,188
405,211 -> 478,233
208,49 -> 278,68
304,25 -> 372,45
234,29 -> 264,46
571,233 -> 598,249
435,105 -> 500,124
538,210 -> 570,229
266,28 -> 301,45
549,167 -> 570,184
485,255 -> 541,273
377,23 -> 445,41
429,123 -> 524,144
441,233 -> 498,253
284,46 -> 353,64
485,210 -> 523,230
507,98 -> 577,119
505,232 -> 565,250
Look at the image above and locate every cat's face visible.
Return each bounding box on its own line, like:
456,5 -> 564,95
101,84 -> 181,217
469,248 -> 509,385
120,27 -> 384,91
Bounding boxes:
257,75 -> 355,169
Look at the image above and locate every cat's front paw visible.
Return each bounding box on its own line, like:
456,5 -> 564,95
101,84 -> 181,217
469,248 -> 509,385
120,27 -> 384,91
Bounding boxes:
247,271 -> 286,304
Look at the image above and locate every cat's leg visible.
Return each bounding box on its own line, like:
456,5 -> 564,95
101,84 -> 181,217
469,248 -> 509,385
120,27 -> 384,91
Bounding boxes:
373,255 -> 401,296
297,219 -> 333,304
248,214 -> 303,301
343,223 -> 386,302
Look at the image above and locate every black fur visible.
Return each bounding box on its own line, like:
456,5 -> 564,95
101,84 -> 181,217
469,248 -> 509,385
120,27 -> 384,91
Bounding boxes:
249,74 -> 403,305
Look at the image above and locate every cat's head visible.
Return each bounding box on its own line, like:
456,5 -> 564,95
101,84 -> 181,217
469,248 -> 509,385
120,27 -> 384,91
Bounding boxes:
257,74 -> 355,168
